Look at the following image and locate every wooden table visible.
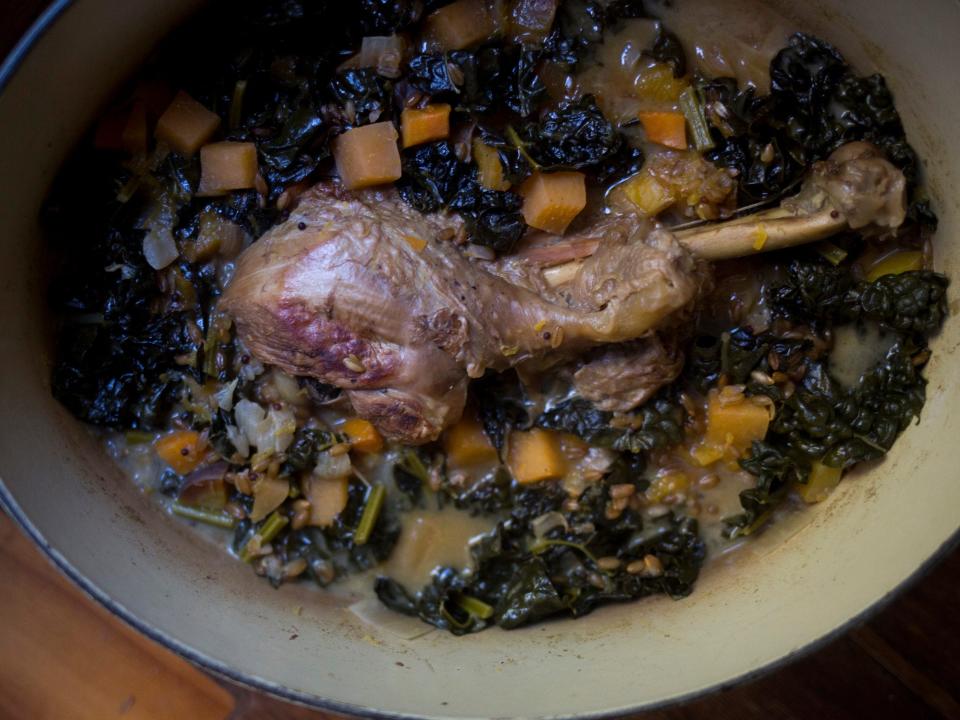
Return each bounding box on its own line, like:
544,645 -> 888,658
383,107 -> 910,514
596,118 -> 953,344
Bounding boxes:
2,4 -> 959,719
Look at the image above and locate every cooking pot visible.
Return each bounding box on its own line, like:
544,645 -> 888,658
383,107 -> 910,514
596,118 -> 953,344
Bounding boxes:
1,1 -> 958,717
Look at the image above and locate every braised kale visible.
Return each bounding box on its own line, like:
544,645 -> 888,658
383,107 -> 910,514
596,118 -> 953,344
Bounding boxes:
536,391 -> 686,454
396,141 -> 526,252
770,260 -> 949,335
704,32 -> 930,226
377,475 -> 704,634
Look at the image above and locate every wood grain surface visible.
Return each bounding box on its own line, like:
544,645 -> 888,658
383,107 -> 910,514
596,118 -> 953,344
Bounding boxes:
2,4 -> 959,719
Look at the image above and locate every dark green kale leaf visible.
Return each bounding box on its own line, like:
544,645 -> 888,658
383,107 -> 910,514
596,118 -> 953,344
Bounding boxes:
536,392 -> 686,454
396,141 -> 526,252
726,339 -> 931,535
704,32 -> 930,222
649,25 -> 686,77
770,259 -> 949,335
519,95 -> 624,170
328,69 -> 393,126
471,370 -> 530,454
378,472 -> 705,634
281,427 -> 341,475
685,328 -> 811,393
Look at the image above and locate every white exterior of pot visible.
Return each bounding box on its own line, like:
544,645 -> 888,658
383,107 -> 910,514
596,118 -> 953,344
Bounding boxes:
0,1 -> 957,717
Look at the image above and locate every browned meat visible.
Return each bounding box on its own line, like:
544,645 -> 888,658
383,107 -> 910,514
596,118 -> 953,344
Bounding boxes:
221,185 -> 703,442
572,334 -> 685,413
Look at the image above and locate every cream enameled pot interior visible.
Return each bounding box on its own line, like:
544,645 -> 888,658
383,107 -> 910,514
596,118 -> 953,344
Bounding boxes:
1,1 -> 958,717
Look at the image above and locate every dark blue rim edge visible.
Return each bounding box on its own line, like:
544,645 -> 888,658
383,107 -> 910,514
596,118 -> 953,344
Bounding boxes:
2,3 -> 959,719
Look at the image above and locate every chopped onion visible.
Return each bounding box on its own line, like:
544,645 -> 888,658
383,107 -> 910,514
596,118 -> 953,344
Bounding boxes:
313,451 -> 352,482
464,243 -> 497,261
142,227 -> 178,269
216,378 -> 239,411
225,422 -> 250,458
271,370 -> 304,406
531,511 -> 568,539
339,35 -> 407,78
234,399 -> 266,448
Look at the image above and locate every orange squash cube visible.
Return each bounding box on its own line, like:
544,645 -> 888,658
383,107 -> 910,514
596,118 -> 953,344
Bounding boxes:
519,171 -> 587,235
333,121 -> 402,190
444,411 -> 497,466
343,417 -> 385,454
508,428 -> 567,484
401,104 -> 451,148
473,139 -> 511,191
155,91 -> 221,156
154,430 -> 207,475
637,111 -> 688,150
423,0 -> 498,50
198,141 -> 259,195
705,391 -> 771,453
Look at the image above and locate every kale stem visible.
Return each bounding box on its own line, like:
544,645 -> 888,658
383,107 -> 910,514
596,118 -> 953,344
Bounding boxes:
528,538 -> 601,567
172,501 -> 236,529
240,510 -> 289,561
505,125 -> 540,170
354,483 -> 386,546
679,87 -> 715,152
456,594 -> 494,620
229,80 -> 248,130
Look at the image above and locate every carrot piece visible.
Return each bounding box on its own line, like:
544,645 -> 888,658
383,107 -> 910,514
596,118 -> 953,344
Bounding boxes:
508,428 -> 566,484
519,171 -> 587,235
343,418 -> 385,454
401,104 -> 451,148
333,121 -> 402,190
473,139 -> 511,191
637,111 -> 688,150
444,411 -> 497,466
423,0 -> 498,50
198,141 -> 259,195
154,430 -> 207,475
155,91 -> 221,156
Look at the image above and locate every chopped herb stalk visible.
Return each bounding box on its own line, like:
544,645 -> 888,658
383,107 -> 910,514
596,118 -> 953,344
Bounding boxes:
679,87 -> 715,152
172,501 -> 236,529
240,510 -> 289,561
228,80 -> 247,130
456,594 -> 494,620
816,241 -> 849,266
354,483 -> 386,546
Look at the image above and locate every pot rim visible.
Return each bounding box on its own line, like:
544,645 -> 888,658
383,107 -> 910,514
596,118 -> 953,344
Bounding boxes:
2,3 -> 958,718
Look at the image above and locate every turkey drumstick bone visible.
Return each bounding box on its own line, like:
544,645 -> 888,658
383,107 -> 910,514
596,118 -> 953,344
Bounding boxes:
541,141 -> 906,287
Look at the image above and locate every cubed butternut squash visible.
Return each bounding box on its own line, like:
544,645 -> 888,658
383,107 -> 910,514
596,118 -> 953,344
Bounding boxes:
155,91 -> 221,156
508,428 -> 566,484
637,111 -> 688,150
333,121 -> 402,190
423,0 -> 498,50
401,104 -> 451,148
304,476 -> 350,527
473,139 -> 511,191
154,430 -> 207,475
646,470 -> 690,503
198,141 -> 259,195
444,411 -> 497,466
797,461 -> 843,504
519,171 -> 587,235
342,417 -> 384,454
704,391 -> 771,454
622,172 -> 674,216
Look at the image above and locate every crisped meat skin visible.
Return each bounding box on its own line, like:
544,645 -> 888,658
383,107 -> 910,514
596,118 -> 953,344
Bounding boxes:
221,185 -> 704,442
573,334 -> 684,413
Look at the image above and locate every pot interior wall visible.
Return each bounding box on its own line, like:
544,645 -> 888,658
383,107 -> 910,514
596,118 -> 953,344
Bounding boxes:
0,1 -> 957,717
